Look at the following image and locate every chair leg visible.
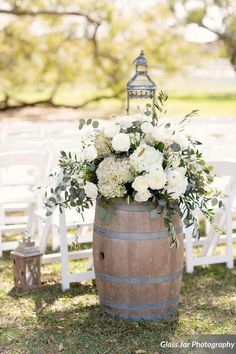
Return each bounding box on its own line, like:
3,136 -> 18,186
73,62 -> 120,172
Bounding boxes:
0,206 -> 4,257
51,225 -> 60,251
185,226 -> 194,273
39,216 -> 52,255
59,209 -> 70,291
225,201 -> 234,269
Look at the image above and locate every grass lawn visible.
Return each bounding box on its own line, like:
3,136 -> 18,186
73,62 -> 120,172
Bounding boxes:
0,253 -> 235,354
1,89 -> 235,120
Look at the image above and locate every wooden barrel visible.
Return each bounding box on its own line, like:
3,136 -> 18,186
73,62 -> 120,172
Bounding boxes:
93,199 -> 184,320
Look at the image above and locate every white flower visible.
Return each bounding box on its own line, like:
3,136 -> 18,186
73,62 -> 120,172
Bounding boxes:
96,157 -> 131,198
112,133 -> 130,152
103,123 -> 120,138
116,116 -> 134,128
148,163 -> 163,174
151,126 -> 173,146
173,133 -> 189,149
84,181 -> 98,200
166,167 -> 186,188
167,178 -> 188,199
130,144 -> 163,173
132,175 -> 149,192
134,189 -> 152,202
83,145 -> 97,162
169,155 -> 181,168
141,122 -> 153,134
148,170 -> 167,190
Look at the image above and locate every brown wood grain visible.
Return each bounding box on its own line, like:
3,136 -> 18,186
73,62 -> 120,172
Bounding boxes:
93,199 -> 184,320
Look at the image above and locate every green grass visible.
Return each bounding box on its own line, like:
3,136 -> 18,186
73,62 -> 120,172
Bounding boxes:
0,253 -> 235,354
1,88 -> 235,119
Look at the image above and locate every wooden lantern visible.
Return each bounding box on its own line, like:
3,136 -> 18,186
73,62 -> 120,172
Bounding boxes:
11,231 -> 42,290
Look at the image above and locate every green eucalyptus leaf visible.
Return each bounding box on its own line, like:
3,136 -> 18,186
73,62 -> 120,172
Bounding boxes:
170,143 -> 181,152
92,121 -> 99,128
79,119 -> 85,129
79,190 -> 86,200
87,119 -> 92,125
212,198 -> 218,206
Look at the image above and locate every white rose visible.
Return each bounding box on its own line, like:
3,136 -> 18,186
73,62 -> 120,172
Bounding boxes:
103,123 -> 120,138
147,163 -> 164,173
141,122 -> 153,134
84,181 -> 98,200
148,171 -> 167,190
166,167 -> 186,188
83,145 -> 97,162
167,178 -> 188,199
132,175 -> 149,192
112,133 -> 130,152
134,189 -> 152,202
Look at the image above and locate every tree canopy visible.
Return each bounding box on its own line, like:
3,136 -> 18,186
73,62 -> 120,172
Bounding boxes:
0,0 -> 231,110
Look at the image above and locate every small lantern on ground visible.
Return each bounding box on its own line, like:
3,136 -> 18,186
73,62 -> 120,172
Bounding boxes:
126,50 -> 157,116
11,230 -> 42,290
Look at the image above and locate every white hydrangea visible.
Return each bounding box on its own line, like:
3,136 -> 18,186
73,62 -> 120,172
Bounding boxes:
94,133 -> 111,156
134,189 -> 152,202
103,123 -> 120,138
130,144 -> 163,173
84,181 -> 98,200
83,144 -> 98,162
98,181 -> 126,199
112,133 -> 131,152
96,156 -> 131,198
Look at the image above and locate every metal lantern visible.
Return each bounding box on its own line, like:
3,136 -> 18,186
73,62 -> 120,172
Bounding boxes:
11,230 -> 42,290
126,50 -> 157,116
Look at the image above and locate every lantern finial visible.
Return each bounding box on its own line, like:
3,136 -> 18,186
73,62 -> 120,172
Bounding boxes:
133,50 -> 147,67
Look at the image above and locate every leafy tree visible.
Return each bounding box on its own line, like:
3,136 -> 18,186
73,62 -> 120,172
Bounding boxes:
0,0 -> 213,110
169,0 -> 236,71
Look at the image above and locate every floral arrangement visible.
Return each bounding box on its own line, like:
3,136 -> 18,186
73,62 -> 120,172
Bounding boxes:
45,92 -> 222,246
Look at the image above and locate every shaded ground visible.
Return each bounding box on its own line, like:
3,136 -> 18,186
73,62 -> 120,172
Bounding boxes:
0,92 -> 236,123
0,254 -> 235,354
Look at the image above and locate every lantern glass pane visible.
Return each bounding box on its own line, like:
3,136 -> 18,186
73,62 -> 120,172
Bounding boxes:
127,90 -> 155,115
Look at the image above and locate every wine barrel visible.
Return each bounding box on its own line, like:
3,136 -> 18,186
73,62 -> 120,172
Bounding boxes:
93,199 -> 184,320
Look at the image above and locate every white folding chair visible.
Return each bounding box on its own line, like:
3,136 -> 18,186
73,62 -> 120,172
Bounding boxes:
185,160 -> 236,273
36,206 -> 95,291
0,121 -> 43,142
0,151 -> 49,256
0,140 -> 45,153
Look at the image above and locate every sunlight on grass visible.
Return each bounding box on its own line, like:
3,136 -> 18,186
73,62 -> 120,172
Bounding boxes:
0,252 -> 235,354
